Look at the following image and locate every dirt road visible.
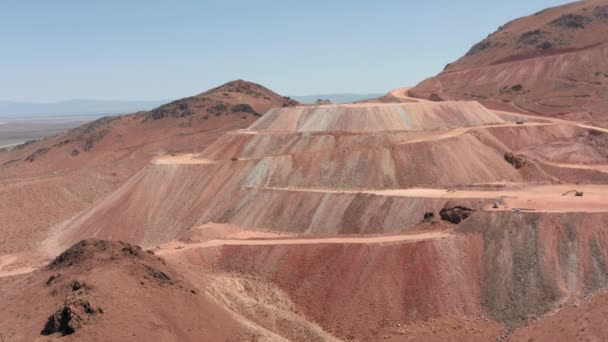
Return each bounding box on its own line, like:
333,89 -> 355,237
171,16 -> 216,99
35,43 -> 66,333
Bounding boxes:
156,230 -> 451,255
252,184 -> 608,213
392,86 -> 608,135
0,254 -> 39,278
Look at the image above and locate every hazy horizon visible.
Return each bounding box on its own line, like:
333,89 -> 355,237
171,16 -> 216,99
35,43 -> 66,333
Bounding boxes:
2,0 -> 570,102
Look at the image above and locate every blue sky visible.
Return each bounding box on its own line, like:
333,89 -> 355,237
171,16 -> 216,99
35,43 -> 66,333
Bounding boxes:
1,0 -> 570,102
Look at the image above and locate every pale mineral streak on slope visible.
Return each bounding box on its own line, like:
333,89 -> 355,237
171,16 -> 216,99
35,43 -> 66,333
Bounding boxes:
249,184 -> 608,213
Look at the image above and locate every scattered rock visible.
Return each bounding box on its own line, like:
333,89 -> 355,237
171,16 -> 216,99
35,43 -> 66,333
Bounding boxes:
510,84 -> 524,92
231,104 -> 260,116
315,99 -> 332,105
56,139 -> 72,147
148,100 -> 193,120
594,5 -> 608,20
423,212 -> 435,221
518,30 -> 544,46
428,93 -> 444,102
504,152 -> 527,169
537,41 -> 553,50
71,281 -> 85,292
550,14 -> 591,29
41,300 -> 102,336
71,149 -> 80,157
122,244 -> 142,256
46,274 -> 61,286
82,130 -> 108,152
145,265 -> 174,286
24,147 -> 50,162
207,103 -> 228,116
498,84 -> 524,95
466,39 -> 492,56
281,96 -> 299,107
47,240 -> 146,270
211,80 -> 266,97
562,189 -> 584,197
439,206 -> 475,224
14,139 -> 38,150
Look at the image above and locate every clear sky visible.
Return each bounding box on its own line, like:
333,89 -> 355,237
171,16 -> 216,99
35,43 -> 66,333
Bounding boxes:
1,0 -> 571,102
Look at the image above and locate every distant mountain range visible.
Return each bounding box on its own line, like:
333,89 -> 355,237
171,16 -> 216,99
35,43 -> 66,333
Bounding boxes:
290,93 -> 383,104
0,93 -> 383,117
0,99 -> 169,117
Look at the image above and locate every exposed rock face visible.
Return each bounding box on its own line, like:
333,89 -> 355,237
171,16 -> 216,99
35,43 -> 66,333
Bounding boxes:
1,239 -> 336,341
439,206 -> 475,224
0,80 -> 297,259
231,103 -> 260,116
24,147 -> 50,162
410,0 -> 608,127
41,300 -> 103,336
504,152 -> 527,169
550,13 -> 591,29
147,80 -> 299,120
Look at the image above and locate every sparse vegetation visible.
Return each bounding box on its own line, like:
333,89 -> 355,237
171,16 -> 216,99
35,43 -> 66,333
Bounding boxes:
550,13 -> 591,29
148,100 -> 194,120
518,30 -> 544,45
207,103 -> 228,116
82,130 -> 108,152
24,147 -> 50,162
14,139 -> 38,150
465,39 -> 492,56
231,103 -> 260,116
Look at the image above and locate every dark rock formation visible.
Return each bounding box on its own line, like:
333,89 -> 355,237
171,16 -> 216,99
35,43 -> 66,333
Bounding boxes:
439,206 -> 474,224
504,152 -> 527,169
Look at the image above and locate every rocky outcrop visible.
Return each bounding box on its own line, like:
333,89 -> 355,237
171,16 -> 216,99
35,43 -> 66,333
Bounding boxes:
504,152 -> 527,169
439,206 -> 475,224
41,300 -> 103,336
410,1 -> 608,126
146,80 -> 300,120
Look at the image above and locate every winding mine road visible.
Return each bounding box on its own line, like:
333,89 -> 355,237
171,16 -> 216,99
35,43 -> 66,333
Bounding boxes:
251,184 -> 608,213
156,230 -> 452,255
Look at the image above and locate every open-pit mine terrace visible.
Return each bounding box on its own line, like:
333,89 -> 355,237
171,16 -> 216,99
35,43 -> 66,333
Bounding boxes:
5,92 -> 608,340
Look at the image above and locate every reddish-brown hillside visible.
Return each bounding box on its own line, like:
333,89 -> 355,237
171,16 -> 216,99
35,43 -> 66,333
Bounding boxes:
0,80 -> 298,257
0,239 -> 334,341
410,0 -> 608,127
37,93 -> 608,341
3,2 -> 608,340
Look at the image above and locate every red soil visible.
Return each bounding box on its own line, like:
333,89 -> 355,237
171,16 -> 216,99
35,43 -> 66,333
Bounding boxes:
509,290 -> 608,341
0,80 -> 297,257
409,0 -> 608,127
2,4 -> 608,339
0,240 -> 242,341
165,231 -> 485,340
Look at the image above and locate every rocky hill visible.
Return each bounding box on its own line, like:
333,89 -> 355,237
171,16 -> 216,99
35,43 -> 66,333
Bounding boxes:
410,0 -> 608,127
0,239 -> 332,341
0,80 -> 298,257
